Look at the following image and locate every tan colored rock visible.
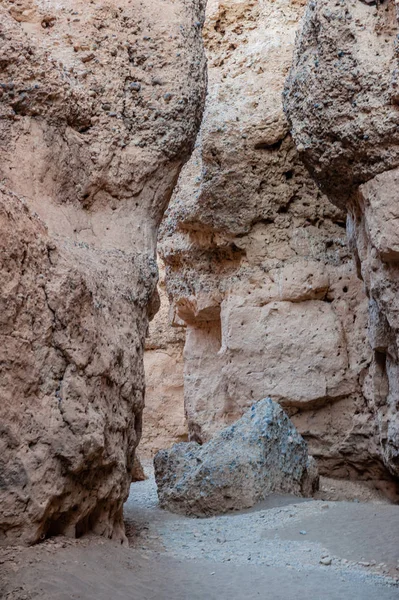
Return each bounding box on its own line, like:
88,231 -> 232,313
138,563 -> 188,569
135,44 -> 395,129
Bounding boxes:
131,455 -> 146,482
284,0 -> 399,478
0,0 -> 206,545
143,347 -> 187,455
158,0 -> 392,482
284,0 -> 399,209
141,261 -> 187,456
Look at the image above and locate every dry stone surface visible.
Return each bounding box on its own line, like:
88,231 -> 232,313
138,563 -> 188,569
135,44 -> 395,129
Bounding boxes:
154,398 -> 319,516
142,261 -> 187,456
284,0 -> 399,478
0,0 -> 206,545
157,0 -> 394,485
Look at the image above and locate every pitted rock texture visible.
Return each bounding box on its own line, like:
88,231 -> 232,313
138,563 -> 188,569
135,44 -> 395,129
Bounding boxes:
158,0 -> 392,482
284,0 -> 399,478
284,0 -> 399,209
154,398 -> 319,516
0,0 -> 206,545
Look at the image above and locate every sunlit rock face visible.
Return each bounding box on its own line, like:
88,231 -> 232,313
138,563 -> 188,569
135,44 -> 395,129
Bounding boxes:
284,0 -> 399,478
159,0 -> 395,485
0,0 -> 206,545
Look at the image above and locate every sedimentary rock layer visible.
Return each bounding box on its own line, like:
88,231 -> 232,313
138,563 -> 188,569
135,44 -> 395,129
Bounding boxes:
159,0 -> 392,482
0,0 -> 206,544
284,0 -> 399,478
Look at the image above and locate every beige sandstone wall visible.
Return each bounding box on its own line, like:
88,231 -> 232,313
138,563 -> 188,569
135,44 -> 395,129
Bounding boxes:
284,0 -> 399,478
156,0 -> 396,484
0,0 -> 206,545
141,262 -> 187,456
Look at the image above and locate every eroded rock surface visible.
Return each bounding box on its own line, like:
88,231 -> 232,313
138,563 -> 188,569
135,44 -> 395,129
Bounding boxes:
131,455 -> 146,482
141,261 -> 187,456
0,0 -> 206,545
158,0 -> 390,482
154,398 -> 319,516
284,0 -> 399,477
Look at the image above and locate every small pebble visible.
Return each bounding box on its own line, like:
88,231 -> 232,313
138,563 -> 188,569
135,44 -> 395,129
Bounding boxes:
299,530 -> 307,535
81,53 -> 95,63
320,557 -> 332,566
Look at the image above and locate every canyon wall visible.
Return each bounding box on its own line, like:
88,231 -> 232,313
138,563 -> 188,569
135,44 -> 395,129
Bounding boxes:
0,0 -> 206,545
141,261 -> 187,456
284,0 -> 399,477
157,0 -> 395,483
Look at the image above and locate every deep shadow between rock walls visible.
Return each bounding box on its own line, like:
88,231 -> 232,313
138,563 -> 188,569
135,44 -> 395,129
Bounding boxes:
0,0 -> 206,546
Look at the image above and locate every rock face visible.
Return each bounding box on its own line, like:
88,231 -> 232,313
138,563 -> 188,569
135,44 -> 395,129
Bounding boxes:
131,455 -> 146,482
141,261 -> 187,456
0,0 -> 206,545
158,0 -> 392,482
154,398 -> 319,516
284,0 -> 399,478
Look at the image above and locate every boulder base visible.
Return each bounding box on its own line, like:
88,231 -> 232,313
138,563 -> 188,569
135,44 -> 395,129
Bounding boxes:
154,398 -> 318,516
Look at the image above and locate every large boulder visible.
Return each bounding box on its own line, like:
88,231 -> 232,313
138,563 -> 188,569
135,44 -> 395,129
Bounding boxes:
154,398 -> 318,516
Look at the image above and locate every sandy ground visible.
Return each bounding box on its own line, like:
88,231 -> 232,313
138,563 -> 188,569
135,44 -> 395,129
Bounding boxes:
1,464 -> 398,600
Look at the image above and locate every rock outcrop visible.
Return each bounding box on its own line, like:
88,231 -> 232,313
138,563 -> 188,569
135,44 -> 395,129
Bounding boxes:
284,0 -> 399,477
131,455 -> 146,482
141,261 -> 187,456
158,0 -> 392,482
154,398 -> 319,516
0,0 -> 206,545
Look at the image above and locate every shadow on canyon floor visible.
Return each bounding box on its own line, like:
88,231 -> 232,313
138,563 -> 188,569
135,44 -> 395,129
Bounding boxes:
1,463 -> 398,600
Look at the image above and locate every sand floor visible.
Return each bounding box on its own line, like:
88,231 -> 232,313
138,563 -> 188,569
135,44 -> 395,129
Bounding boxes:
1,464 -> 398,600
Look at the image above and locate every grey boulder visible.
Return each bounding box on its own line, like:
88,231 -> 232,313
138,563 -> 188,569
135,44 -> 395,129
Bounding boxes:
154,398 -> 319,516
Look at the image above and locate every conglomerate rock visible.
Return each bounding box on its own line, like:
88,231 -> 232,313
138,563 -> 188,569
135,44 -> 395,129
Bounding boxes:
284,0 -> 399,478
154,398 -> 319,516
0,0 -> 206,545
157,0 -> 395,484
